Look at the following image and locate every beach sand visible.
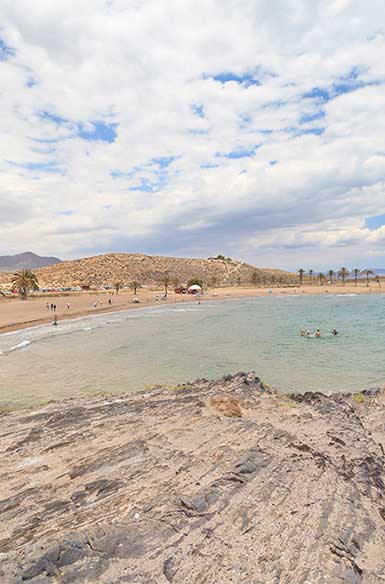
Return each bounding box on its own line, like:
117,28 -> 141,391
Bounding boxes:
0,283 -> 383,334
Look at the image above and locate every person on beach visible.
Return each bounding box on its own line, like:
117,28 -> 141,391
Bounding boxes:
50,303 -> 54,311
93,301 -> 97,308
315,329 -> 321,337
66,303 -> 70,310
46,302 -> 49,310
108,298 -> 112,305
52,314 -> 58,326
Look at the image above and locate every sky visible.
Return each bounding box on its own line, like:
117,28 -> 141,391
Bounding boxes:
0,0 -> 385,271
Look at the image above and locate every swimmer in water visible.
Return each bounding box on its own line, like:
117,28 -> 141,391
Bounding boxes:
332,329 -> 338,336
315,329 -> 321,337
300,329 -> 305,336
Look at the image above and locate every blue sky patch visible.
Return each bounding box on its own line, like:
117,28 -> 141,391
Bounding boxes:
302,127 -> 325,135
0,39 -> 15,61
39,111 -> 67,125
300,110 -> 325,124
188,129 -> 208,135
217,147 -> 258,159
365,213 -> 385,230
129,176 -> 165,192
6,160 -> 63,174
303,87 -> 330,101
206,71 -> 260,88
192,104 -> 205,118
38,111 -> 118,143
151,156 -> 176,169
78,121 -> 118,143
303,68 -> 379,104
284,126 -> 325,137
26,77 -> 38,88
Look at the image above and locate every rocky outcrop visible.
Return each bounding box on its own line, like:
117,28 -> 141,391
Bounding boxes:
0,373 -> 384,583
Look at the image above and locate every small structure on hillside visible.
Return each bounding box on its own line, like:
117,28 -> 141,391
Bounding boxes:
188,284 -> 202,295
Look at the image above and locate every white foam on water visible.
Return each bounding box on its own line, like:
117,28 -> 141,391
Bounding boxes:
0,300 -> 205,354
8,339 -> 31,352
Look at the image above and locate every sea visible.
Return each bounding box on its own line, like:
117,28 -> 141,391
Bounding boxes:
1,293 -> 384,410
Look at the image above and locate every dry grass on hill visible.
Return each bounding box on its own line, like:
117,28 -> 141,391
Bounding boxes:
0,253 -> 295,289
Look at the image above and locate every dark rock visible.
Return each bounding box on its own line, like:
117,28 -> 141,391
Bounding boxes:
0,372 -> 384,583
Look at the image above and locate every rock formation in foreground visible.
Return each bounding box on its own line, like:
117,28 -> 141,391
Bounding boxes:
0,373 -> 384,583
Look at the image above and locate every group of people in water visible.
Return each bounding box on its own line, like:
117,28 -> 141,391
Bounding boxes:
300,328 -> 338,338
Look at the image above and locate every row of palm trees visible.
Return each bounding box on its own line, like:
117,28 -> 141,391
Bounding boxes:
297,268 -> 380,286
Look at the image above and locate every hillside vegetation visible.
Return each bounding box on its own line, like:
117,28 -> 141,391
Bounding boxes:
0,253 -> 295,289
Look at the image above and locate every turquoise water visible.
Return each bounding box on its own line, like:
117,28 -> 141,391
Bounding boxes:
1,294 -> 384,409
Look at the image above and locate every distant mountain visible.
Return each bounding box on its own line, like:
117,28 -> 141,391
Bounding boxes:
0,252 -> 62,272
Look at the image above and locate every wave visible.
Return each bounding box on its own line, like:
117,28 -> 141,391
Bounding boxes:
8,340 -> 31,353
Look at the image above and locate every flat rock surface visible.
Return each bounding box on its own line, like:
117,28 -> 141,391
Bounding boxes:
0,373 -> 384,583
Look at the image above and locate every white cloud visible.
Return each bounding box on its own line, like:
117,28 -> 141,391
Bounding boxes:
0,0 -> 384,269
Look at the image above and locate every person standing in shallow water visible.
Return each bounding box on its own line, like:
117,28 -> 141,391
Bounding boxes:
332,329 -> 338,336
315,329 -> 321,337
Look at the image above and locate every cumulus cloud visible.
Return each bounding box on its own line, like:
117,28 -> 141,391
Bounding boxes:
0,0 -> 384,269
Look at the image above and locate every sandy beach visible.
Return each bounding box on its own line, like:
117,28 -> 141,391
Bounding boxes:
0,283 -> 383,334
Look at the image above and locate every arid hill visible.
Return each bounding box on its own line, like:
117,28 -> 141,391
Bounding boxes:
0,253 -> 295,289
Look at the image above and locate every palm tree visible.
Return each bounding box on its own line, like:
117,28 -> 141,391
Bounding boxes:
319,273 -> 325,286
375,275 -> 381,287
309,269 -> 313,284
163,273 -> 170,297
362,269 -> 373,287
298,268 -> 305,286
352,268 -> 360,287
114,281 -> 123,294
328,269 -> 335,284
130,281 -> 140,295
338,267 -> 349,285
11,269 -> 39,300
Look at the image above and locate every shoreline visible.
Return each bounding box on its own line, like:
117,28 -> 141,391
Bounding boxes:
1,284 -> 384,335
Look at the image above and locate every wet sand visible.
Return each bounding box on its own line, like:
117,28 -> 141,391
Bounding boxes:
0,283 -> 383,334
